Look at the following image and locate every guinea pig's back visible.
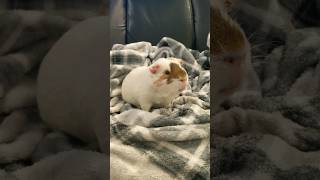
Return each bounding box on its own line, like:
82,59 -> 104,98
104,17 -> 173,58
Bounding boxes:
121,66 -> 150,106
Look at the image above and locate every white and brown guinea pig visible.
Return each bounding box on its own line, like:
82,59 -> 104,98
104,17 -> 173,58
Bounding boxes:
121,58 -> 188,111
211,0 -> 260,111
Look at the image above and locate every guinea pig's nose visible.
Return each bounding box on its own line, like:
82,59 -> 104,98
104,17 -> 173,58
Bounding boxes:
179,79 -> 187,91
180,79 -> 187,85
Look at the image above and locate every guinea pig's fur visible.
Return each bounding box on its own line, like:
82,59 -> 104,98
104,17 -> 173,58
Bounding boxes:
211,0 -> 260,111
121,58 -> 188,112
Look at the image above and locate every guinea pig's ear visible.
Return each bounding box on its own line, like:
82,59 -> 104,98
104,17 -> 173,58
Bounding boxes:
213,0 -> 238,12
170,62 -> 186,76
177,59 -> 184,65
172,58 -> 184,66
149,64 -> 160,74
223,0 -> 238,12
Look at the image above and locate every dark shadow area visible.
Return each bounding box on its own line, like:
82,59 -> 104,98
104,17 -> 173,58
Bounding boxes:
0,1 -> 110,180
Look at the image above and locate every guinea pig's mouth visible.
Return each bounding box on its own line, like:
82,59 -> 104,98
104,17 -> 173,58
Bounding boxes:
179,87 -> 185,92
178,82 -> 188,92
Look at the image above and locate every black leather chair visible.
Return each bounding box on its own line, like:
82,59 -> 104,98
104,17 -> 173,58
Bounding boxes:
110,0 -> 210,51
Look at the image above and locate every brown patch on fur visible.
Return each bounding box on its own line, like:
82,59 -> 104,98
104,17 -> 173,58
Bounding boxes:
153,62 -> 187,86
167,63 -> 187,83
211,7 -> 246,55
153,74 -> 168,87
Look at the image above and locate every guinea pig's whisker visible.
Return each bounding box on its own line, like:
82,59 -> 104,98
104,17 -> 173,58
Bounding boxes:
251,43 -> 268,49
252,55 -> 267,60
247,30 -> 260,41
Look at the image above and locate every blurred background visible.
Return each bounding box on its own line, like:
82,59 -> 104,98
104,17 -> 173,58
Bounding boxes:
0,1 -> 108,179
0,0 -> 107,19
213,0 -> 320,179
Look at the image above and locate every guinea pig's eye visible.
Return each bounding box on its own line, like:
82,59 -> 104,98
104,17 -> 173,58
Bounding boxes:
165,70 -> 170,75
223,57 -> 235,64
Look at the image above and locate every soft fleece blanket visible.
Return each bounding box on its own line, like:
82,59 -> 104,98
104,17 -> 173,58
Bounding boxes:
212,0 -> 320,179
0,10 -> 108,180
110,37 -> 210,180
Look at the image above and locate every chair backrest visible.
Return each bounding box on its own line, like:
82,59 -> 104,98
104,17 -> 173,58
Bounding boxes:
110,0 -> 210,51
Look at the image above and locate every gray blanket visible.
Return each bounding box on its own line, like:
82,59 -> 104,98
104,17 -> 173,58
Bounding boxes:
0,10 -> 109,180
110,37 -> 210,180
212,0 -> 320,179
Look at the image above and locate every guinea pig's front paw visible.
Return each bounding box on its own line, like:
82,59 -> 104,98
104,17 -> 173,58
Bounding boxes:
166,107 -> 174,114
140,103 -> 152,112
164,102 -> 174,110
154,108 -> 173,116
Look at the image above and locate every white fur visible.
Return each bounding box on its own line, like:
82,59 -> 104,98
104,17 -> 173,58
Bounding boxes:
121,58 -> 188,111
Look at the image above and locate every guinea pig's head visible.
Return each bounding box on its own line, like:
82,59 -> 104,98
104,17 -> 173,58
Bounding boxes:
211,0 -> 251,105
148,58 -> 188,92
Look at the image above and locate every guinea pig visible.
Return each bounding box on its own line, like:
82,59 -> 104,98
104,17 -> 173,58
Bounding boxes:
211,0 -> 259,111
121,58 -> 188,112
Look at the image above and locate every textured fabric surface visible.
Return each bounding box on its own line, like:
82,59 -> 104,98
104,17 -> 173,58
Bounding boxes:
0,11 -> 108,180
212,0 -> 320,179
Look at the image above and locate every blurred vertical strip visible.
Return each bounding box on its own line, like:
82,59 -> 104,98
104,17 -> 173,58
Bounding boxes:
106,0 -> 110,178
0,0 -> 8,10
